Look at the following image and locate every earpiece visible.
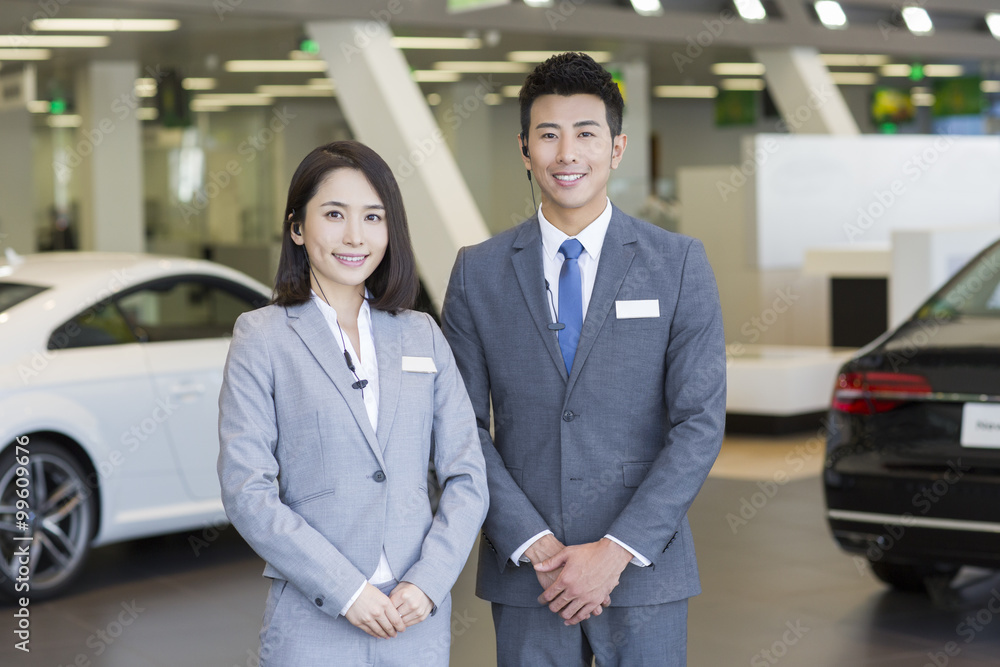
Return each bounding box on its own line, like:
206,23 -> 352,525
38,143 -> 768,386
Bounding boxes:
292,222 -> 302,236
520,133 -> 529,158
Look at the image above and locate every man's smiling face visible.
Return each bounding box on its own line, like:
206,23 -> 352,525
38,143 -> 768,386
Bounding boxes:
521,93 -> 626,230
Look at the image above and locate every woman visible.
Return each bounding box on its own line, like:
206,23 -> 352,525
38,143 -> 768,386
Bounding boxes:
218,140 -> 488,666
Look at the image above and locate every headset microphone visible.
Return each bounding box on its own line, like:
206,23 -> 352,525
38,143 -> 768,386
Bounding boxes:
521,133 -> 536,211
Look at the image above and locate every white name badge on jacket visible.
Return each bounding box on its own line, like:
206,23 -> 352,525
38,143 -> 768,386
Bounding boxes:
615,299 -> 660,319
402,356 -> 437,373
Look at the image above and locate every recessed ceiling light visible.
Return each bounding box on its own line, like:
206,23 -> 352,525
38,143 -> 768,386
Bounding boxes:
880,64 -> 912,77
523,0 -> 553,7
255,85 -> 335,97
0,35 -> 109,47
502,85 -> 522,97
924,64 -> 964,77
426,93 -> 442,106
814,1 -> 847,29
712,62 -> 765,76
134,78 -> 157,97
136,107 -> 158,121
982,80 -> 1000,93
630,0 -> 663,17
0,49 -> 51,60
225,60 -> 327,73
182,78 -> 217,91
47,114 -> 82,128
30,19 -> 180,32
433,61 -> 532,74
734,0 -> 767,22
820,54 -> 891,67
653,85 -> 718,98
194,94 -> 275,106
507,51 -> 613,63
829,72 -> 877,85
988,13 -> 1000,40
911,93 -> 935,106
392,36 -> 482,49
720,78 -> 766,90
901,7 -> 933,35
27,100 -> 51,113
412,70 -> 463,83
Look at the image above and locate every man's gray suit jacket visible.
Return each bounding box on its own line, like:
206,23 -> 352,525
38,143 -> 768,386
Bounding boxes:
442,206 -> 726,608
218,302 -> 488,618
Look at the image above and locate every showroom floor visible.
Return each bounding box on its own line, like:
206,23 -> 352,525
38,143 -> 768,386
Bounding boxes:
5,434 -> 1000,666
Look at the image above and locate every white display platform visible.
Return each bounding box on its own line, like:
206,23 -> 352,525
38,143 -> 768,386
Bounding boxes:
727,345 -> 855,417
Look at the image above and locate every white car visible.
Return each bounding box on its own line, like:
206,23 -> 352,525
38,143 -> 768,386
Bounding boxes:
0,251 -> 271,599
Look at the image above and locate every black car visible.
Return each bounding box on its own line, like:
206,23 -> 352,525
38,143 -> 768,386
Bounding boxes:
825,238 -> 1000,592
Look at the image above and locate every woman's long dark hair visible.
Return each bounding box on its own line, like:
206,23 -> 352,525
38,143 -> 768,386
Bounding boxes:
272,140 -> 419,313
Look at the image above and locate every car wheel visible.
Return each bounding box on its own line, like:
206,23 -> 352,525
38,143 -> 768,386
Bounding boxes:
868,559 -> 959,593
0,441 -> 96,600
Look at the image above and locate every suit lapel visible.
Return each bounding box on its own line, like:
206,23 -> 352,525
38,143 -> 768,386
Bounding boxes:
286,301 -> 385,469
372,307 -> 401,451
511,218 -> 569,382
566,208 -> 637,394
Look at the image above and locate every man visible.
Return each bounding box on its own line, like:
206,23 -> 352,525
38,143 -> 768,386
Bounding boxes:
442,52 -> 726,665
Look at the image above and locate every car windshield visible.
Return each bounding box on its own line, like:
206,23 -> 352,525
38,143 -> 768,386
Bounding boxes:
916,242 -> 1000,320
0,281 -> 48,314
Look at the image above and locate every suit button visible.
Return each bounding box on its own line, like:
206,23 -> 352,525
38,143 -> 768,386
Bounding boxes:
315,598 -> 323,607
373,470 -> 386,482
562,411 -> 576,422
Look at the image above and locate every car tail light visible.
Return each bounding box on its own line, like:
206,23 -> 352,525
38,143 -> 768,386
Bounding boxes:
832,371 -> 932,414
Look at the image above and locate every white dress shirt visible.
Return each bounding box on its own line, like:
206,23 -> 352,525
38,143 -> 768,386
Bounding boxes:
509,200 -> 651,569
310,291 -> 394,615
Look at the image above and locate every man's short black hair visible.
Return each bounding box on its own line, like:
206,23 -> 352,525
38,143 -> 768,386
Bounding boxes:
518,52 -> 624,140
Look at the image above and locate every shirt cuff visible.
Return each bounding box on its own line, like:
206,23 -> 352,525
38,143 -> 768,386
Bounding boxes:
340,580 -> 367,617
604,534 -> 651,567
510,530 -> 553,566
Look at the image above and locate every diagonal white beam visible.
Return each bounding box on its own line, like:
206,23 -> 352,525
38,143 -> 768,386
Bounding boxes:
306,20 -> 490,309
753,47 -> 860,135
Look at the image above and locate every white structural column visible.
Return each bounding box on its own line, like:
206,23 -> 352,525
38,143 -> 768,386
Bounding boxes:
438,79 -> 494,236
0,107 -> 36,254
752,47 -> 859,135
74,61 -> 144,252
306,20 -> 490,307
608,59 -> 650,217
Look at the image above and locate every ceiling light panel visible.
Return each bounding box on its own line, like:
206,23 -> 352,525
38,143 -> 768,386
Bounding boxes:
433,61 -> 532,73
712,62 -> 765,76
720,78 -> 766,90
820,54 -> 890,67
392,36 -> 482,49
507,51 -> 613,63
0,49 -> 51,60
412,70 -> 463,82
901,7 -> 933,35
814,1 -> 847,29
734,0 -> 767,22
31,19 -> 180,32
653,85 -> 718,98
0,35 -> 109,47
225,60 -> 327,73
630,0 -> 663,17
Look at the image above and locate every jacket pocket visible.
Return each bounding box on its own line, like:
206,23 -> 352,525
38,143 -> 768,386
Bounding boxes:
622,462 -> 653,488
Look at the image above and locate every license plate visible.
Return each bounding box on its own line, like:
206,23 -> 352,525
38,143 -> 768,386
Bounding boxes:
961,403 -> 1000,448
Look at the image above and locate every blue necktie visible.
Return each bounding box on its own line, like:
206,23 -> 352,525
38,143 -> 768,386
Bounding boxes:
558,238 -> 584,374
